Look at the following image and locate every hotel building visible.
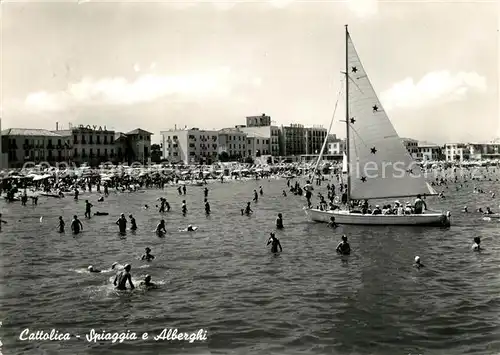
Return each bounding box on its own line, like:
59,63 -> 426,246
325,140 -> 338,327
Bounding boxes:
160,127 -> 219,164
68,125 -> 116,165
1,128 -> 71,168
417,142 -> 442,161
305,126 -> 327,155
218,128 -> 248,159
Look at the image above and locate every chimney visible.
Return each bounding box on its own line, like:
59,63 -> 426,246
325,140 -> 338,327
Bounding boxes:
56,122 -> 59,131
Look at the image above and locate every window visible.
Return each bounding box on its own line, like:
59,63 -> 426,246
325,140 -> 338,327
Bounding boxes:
104,136 -> 108,144
97,136 -> 101,144
110,136 -> 114,144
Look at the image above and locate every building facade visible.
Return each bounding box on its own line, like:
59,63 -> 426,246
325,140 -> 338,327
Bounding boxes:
401,138 -> 421,160
239,125 -> 280,156
1,128 -> 73,168
327,139 -> 346,155
281,124 -> 305,156
305,126 -> 327,155
125,128 -> 152,164
69,125 -> 116,166
417,142 -> 442,161
246,113 -> 271,127
218,128 -> 247,159
161,128 -> 218,164
444,143 -> 468,162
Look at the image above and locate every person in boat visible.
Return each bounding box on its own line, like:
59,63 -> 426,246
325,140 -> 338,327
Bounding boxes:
156,220 -> 167,235
84,200 -> 93,219
413,256 -> 424,269
404,203 -> 413,215
414,194 -> 427,214
276,213 -> 284,229
267,232 -> 282,253
0,213 -> 7,232
88,265 -> 101,273
472,237 -> 481,251
139,275 -> 157,289
336,235 -> 351,255
141,247 -> 155,261
116,213 -> 127,234
361,200 -> 369,214
372,205 -> 382,215
328,217 -> 338,228
129,214 -> 137,231
71,215 -> 83,234
58,216 -> 65,233
114,264 -> 134,290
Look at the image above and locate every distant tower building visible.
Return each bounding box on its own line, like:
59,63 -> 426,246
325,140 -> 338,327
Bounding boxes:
246,113 -> 271,127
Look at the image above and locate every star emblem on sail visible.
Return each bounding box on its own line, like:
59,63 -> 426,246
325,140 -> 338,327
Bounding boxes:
346,31 -> 437,200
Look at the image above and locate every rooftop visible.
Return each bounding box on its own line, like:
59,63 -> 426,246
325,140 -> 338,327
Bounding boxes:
127,128 -> 153,135
2,128 -> 63,137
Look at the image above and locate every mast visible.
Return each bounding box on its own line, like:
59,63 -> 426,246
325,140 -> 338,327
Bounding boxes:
345,24 -> 351,208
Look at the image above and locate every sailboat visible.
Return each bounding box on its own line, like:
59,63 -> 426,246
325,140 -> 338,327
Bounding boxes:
305,25 -> 451,227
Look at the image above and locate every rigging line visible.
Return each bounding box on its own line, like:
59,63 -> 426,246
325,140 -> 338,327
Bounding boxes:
312,76 -> 345,176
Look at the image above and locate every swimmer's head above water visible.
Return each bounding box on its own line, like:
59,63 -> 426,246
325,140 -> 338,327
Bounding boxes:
414,256 -> 420,264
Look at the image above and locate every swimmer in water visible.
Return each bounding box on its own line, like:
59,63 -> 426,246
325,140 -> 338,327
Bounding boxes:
111,262 -> 123,270
97,196 -> 104,202
141,247 -> 155,261
114,264 -> 134,290
88,265 -> 101,273
336,235 -> 351,255
462,206 -> 468,213
156,220 -> 167,235
472,237 -> 481,251
116,213 -> 127,234
276,213 -> 284,229
267,232 -> 282,253
144,204 -> 149,210
186,224 -> 195,232
139,275 -> 157,289
57,216 -> 65,233
413,256 -> 424,269
71,215 -> 83,234
328,217 -> 338,228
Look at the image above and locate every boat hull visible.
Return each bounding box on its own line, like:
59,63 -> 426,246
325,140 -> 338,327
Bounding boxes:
305,208 -> 451,226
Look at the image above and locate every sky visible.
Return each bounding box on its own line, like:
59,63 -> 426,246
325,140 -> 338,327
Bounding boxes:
1,0 -> 498,145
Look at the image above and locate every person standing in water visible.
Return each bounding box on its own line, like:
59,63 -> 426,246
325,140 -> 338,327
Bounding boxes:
129,214 -> 137,231
204,199 -> 211,215
276,213 -> 284,229
253,190 -> 258,202
74,188 -> 79,200
156,220 -> 167,235
181,200 -> 187,216
116,213 -> 127,234
204,187 -> 209,198
336,235 -> 351,255
114,264 -> 134,290
182,185 -> 186,195
0,213 -> 7,232
267,232 -> 282,253
244,202 -> 253,215
71,215 -> 83,234
84,200 -> 93,219
259,186 -> 263,196
58,216 -> 65,233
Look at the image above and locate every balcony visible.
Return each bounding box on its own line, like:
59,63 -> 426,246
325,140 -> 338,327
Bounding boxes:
47,144 -> 54,150
81,140 -> 87,144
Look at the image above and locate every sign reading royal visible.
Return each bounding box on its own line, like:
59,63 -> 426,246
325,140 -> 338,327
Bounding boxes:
77,124 -> 109,132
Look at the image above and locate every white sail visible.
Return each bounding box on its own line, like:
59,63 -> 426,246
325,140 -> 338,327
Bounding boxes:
342,152 -> 348,173
346,32 -> 435,200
